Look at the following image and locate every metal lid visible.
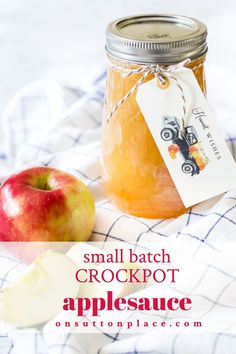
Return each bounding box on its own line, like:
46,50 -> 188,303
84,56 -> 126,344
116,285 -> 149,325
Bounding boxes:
106,14 -> 208,64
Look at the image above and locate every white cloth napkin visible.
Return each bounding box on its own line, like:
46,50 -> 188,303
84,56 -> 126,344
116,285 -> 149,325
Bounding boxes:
0,65 -> 236,353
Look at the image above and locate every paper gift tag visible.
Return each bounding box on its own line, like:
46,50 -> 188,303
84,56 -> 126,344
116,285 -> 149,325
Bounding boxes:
136,67 -> 236,208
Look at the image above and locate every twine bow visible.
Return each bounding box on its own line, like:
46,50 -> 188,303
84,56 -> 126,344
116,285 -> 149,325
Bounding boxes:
106,58 -> 194,129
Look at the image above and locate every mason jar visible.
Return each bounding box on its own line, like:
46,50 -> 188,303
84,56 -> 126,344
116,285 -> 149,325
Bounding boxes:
102,14 -> 208,218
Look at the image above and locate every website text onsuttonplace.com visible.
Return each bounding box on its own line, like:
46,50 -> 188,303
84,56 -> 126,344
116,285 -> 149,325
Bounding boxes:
54,318 -> 203,330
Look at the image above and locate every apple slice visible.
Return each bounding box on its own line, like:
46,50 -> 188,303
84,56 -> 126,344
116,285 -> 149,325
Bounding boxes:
0,250 -> 78,327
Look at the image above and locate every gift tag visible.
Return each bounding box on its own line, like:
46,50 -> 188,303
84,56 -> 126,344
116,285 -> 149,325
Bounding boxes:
136,67 -> 236,208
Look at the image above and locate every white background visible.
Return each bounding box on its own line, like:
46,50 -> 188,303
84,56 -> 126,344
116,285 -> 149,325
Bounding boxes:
0,0 -> 235,124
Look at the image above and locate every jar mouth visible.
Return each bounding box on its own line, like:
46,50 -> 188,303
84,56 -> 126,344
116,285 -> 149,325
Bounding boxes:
106,14 -> 208,64
105,47 -> 208,65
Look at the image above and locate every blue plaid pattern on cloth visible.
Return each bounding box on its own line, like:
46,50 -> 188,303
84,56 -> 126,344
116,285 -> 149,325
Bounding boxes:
0,70 -> 236,354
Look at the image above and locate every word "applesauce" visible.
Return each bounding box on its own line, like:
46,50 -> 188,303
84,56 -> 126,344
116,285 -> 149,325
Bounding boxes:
64,291 -> 191,316
102,14 -> 208,218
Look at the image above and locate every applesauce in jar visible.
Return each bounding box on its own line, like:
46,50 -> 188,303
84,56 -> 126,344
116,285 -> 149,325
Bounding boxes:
102,15 -> 208,218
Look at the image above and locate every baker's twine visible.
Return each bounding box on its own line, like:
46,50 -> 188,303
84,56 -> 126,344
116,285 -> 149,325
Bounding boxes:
106,58 -> 203,130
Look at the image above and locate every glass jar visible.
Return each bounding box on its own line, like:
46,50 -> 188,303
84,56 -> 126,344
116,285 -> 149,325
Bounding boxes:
102,14 -> 208,218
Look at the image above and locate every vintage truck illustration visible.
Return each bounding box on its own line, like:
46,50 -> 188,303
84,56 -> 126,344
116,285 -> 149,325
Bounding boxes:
160,116 -> 209,176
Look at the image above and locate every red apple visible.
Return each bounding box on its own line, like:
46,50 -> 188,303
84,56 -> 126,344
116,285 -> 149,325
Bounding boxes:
0,167 -> 95,246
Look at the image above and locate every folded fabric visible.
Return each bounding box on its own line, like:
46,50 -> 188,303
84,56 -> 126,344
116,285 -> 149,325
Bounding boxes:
0,65 -> 236,353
